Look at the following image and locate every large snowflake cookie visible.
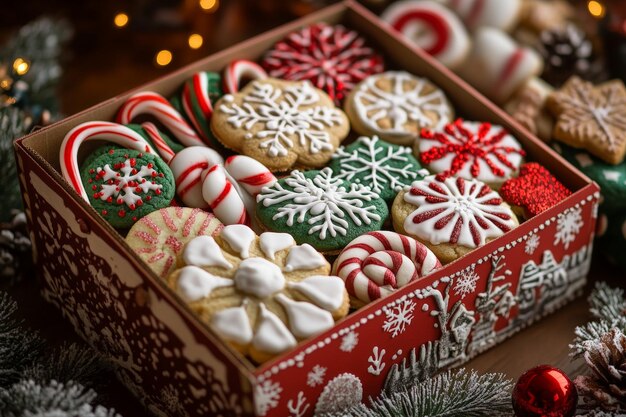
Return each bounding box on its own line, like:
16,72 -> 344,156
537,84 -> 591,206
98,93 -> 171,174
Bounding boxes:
125,207 -> 223,278
547,76 -> 626,165
345,71 -> 453,145
333,231 -> 441,307
80,147 -> 175,229
328,135 -> 426,202
256,168 -> 389,254
417,119 -> 526,188
392,175 -> 519,263
166,224 -> 349,363
261,23 -> 385,105
211,78 -> 350,172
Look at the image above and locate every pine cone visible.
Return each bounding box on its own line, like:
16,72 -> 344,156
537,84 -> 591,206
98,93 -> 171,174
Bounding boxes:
575,328 -> 626,412
0,211 -> 31,281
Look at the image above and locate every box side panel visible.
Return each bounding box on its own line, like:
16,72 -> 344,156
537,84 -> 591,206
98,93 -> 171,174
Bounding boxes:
14,143 -> 255,417
256,185 -> 599,417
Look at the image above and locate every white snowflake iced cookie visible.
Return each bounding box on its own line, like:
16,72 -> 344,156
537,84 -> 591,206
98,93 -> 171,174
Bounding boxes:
210,78 -> 350,172
417,119 -> 526,188
256,168 -> 389,254
345,71 -> 453,145
166,224 -> 349,363
333,231 -> 441,307
328,135 -> 426,201
392,175 -> 519,263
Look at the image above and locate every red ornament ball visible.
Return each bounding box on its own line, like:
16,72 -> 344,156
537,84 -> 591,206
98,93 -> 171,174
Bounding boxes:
512,365 -> 578,417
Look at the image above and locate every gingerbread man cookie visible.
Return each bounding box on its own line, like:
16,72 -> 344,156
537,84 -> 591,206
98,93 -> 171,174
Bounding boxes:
211,78 -> 350,172
392,175 -> 519,263
166,224 -> 349,363
547,76 -> 626,165
345,71 -> 453,145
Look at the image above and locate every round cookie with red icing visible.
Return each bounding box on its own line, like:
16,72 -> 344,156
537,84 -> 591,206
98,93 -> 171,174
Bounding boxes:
166,224 -> 349,363
333,231 -> 441,307
382,0 -> 470,69
392,175 -> 519,264
125,207 -> 223,278
416,119 -> 526,188
261,22 -> 385,105
80,147 -> 175,229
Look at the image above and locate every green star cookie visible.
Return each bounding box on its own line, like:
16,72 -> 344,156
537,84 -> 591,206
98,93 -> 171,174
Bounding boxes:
328,135 -> 425,202
256,168 -> 389,253
80,147 -> 175,229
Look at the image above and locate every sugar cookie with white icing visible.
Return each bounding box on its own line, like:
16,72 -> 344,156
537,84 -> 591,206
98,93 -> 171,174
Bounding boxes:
166,224 -> 349,363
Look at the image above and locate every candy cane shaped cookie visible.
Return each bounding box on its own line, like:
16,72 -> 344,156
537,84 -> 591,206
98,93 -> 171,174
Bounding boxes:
444,0 -> 522,32
223,59 -> 268,94
169,146 -> 224,208
181,71 -> 223,147
202,164 -> 249,225
116,91 -> 207,147
382,0 -> 470,69
333,231 -> 441,304
60,121 -> 157,203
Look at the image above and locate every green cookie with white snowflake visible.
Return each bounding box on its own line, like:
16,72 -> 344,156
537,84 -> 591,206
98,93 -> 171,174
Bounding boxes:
328,135 -> 426,202
553,142 -> 626,212
256,167 -> 389,254
80,147 -> 175,229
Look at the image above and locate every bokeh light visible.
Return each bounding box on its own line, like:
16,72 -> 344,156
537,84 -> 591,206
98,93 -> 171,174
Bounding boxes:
12,58 -> 30,75
188,34 -> 204,49
155,50 -> 173,66
114,13 -> 129,28
199,0 -> 219,12
587,1 -> 605,18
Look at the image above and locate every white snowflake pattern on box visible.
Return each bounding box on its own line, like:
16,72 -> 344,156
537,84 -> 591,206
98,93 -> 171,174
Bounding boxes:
306,365 -> 327,388
287,392 -> 309,417
525,234 -> 540,255
367,346 -> 386,376
554,207 -> 584,249
257,168 -> 382,240
382,298 -> 416,338
255,380 -> 282,416
453,266 -> 480,299
340,331 -> 359,352
219,81 -> 344,157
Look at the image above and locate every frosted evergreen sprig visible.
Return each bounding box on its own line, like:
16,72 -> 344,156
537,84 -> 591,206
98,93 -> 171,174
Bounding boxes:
0,379 -> 120,417
571,282 -> 626,357
324,369 -> 514,417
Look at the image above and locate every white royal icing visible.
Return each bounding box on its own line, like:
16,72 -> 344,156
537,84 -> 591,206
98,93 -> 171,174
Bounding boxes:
176,266 -> 233,302
221,224 -> 256,258
96,159 -> 163,208
284,244 -> 328,272
183,236 -> 233,269
252,303 -> 297,354
210,303 -> 253,345
275,293 -> 335,339
288,275 -> 345,311
259,232 -> 295,260
233,258 -> 285,298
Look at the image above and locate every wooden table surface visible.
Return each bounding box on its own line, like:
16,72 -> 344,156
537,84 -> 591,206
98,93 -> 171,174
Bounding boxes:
2,1 -> 625,415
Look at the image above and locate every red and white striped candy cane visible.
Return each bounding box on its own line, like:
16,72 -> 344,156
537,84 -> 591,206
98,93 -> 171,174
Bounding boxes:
116,91 -> 206,147
141,122 -> 175,163
202,164 -> 248,225
168,146 -> 224,208
224,155 -> 276,196
223,59 -> 268,94
60,121 -> 156,203
333,231 -> 441,303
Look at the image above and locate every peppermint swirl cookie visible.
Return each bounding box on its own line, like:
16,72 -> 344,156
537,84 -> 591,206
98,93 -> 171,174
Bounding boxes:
125,207 -> 223,278
333,231 -> 441,307
256,168 -> 388,254
211,78 -> 350,172
166,224 -> 349,363
80,147 -> 175,229
417,119 -> 525,188
345,71 -> 453,145
329,135 -> 426,202
392,175 -> 519,263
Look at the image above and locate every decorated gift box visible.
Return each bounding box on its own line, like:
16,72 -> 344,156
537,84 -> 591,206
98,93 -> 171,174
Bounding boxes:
13,2 -> 599,416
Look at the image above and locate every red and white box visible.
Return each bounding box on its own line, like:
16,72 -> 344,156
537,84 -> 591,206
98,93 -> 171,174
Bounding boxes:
14,2 -> 599,416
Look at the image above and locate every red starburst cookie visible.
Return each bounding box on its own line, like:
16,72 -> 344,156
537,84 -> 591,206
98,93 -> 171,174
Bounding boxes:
499,162 -> 572,218
417,119 -> 526,188
261,23 -> 385,105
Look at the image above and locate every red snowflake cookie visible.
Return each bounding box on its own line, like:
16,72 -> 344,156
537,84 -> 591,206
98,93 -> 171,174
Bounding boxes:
500,162 -> 572,217
261,23 -> 385,105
